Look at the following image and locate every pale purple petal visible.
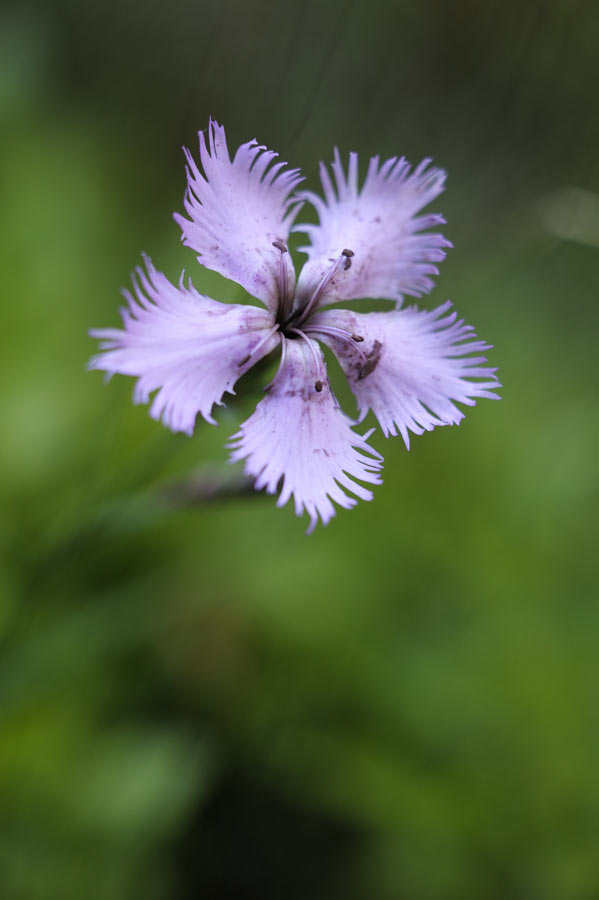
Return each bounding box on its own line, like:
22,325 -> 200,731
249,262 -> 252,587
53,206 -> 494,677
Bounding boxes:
228,337 -> 383,533
173,120 -> 304,313
88,255 -> 280,434
293,149 -> 450,312
309,303 -> 500,448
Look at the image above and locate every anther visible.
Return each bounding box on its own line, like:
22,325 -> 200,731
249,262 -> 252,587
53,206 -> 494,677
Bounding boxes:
272,240 -> 288,253
342,248 -> 354,271
238,354 -> 251,367
352,334 -> 364,342
314,380 -> 323,392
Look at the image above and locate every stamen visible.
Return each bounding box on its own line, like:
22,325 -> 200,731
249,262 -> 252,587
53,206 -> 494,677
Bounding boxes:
293,247 -> 355,326
303,324 -> 368,364
237,324 -> 280,367
272,240 -> 292,322
287,327 -> 323,373
263,334 -> 288,392
314,380 -> 323,392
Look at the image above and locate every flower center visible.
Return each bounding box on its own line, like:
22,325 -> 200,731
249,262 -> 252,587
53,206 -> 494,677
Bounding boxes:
267,240 -> 367,368
271,241 -> 355,334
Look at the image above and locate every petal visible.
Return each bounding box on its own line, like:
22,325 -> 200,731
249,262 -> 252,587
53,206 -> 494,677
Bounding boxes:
88,255 -> 280,434
173,119 -> 304,313
228,337 -> 382,533
310,302 -> 501,448
293,149 -> 450,311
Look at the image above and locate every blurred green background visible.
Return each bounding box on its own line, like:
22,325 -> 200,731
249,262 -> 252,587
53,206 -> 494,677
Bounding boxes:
1,0 -> 597,898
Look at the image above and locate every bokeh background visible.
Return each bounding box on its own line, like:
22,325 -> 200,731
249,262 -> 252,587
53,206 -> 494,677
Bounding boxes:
1,0 -> 597,898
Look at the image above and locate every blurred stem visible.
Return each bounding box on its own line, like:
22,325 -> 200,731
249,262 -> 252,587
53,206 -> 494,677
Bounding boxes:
158,466 -> 256,508
21,466 -> 258,595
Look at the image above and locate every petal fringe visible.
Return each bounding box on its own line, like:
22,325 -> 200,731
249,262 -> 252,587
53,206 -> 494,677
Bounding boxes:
174,119 -> 304,312
294,149 -> 450,310
89,256 -> 279,434
310,302 -> 500,449
228,337 -> 382,533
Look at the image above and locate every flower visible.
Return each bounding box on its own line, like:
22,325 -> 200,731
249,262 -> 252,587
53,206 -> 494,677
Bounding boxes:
89,120 -> 500,532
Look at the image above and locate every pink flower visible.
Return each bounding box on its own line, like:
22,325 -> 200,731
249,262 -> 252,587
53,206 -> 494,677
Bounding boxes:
90,121 -> 500,532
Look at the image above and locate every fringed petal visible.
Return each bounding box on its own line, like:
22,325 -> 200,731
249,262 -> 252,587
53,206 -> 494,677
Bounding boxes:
293,149 -> 450,311
310,302 -> 500,448
228,337 -> 382,532
174,119 -> 304,313
88,255 -> 280,434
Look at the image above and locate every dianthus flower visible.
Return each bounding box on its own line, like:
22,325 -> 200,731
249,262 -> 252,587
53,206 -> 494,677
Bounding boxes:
90,120 -> 499,532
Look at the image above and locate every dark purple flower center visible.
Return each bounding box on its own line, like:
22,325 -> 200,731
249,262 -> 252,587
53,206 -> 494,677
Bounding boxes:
271,241 -> 355,335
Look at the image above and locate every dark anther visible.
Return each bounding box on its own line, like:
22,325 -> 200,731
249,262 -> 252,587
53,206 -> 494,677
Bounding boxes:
314,380 -> 323,392
352,334 -> 364,342
238,355 -> 251,367
343,257 -> 352,270
341,248 -> 354,257
272,240 -> 288,253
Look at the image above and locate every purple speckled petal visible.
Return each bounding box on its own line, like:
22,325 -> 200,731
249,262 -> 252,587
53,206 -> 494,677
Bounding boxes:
228,336 -> 383,533
310,302 -> 500,449
293,149 -> 450,312
89,255 -> 280,434
174,120 -> 303,313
